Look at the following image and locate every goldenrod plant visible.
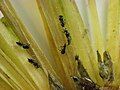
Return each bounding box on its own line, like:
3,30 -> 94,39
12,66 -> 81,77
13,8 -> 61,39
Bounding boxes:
0,0 -> 120,90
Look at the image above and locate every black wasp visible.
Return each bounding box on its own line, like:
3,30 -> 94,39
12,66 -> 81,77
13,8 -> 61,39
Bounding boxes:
16,41 -> 30,49
28,58 -> 41,68
59,15 -> 65,27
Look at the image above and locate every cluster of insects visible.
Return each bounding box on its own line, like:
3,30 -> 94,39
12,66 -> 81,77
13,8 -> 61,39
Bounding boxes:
72,55 -> 100,90
97,50 -> 114,82
58,15 -> 71,54
16,41 -> 41,69
16,41 -> 30,49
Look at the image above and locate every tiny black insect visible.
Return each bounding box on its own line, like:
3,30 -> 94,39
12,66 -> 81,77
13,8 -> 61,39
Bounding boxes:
16,41 -> 23,46
59,15 -> 65,27
60,43 -> 67,54
75,55 -> 79,61
63,28 -> 71,45
67,36 -> 71,45
28,58 -> 34,63
59,15 -> 63,19
28,58 -> 41,68
63,28 -> 70,37
33,63 -> 40,68
22,44 -> 30,49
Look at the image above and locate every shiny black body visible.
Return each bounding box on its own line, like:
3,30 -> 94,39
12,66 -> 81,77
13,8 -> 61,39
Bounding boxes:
22,44 -> 30,49
16,41 -> 23,46
28,58 -> 40,68
75,55 -> 79,61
